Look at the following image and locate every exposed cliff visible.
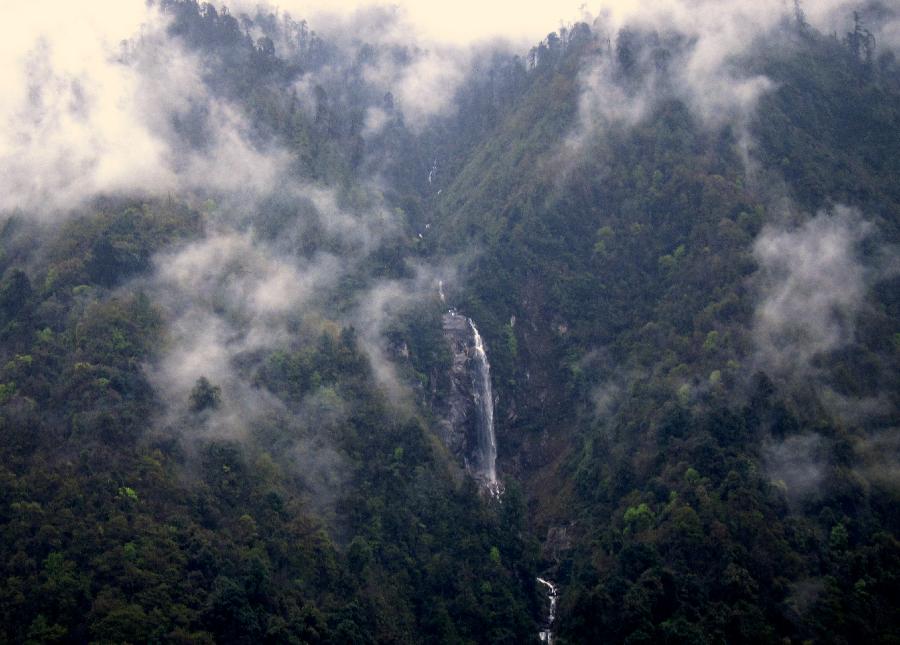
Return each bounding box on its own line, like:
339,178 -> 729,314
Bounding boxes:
438,311 -> 498,489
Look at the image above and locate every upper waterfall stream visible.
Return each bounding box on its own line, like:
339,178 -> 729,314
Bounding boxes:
467,317 -> 498,492
440,303 -> 499,495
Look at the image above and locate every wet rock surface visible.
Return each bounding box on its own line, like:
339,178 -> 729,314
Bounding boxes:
438,311 -> 497,489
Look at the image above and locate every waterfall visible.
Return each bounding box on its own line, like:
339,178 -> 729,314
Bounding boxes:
439,285 -> 499,493
466,318 -> 498,491
537,577 -> 559,644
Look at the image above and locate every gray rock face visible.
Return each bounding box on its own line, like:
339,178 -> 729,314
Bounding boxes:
438,311 -> 497,488
439,312 -> 477,459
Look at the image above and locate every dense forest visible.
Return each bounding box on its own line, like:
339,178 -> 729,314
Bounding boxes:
1,0 -> 899,643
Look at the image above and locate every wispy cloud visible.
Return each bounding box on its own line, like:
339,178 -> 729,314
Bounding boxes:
0,2 -> 289,216
752,206 -> 872,379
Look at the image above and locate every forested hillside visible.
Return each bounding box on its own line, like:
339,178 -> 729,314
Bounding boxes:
1,1 -> 899,643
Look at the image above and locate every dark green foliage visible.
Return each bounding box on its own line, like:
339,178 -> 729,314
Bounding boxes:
0,199 -> 538,642
190,377 -> 221,412
2,3 -> 900,644
418,13 -> 900,645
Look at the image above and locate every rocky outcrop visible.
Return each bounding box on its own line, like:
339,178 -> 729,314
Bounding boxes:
439,311 -> 476,459
438,311 -> 497,488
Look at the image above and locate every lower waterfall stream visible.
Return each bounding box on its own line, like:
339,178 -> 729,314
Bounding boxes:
441,295 -> 554,637
537,577 -> 559,644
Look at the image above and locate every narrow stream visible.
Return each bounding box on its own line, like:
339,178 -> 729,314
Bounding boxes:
537,577 -> 558,644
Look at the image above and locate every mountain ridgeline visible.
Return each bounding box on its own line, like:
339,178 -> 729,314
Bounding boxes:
1,1 -> 899,643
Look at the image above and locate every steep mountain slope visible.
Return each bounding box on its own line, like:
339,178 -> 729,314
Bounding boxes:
425,14 -> 900,645
0,4 -> 541,643
0,2 -> 899,644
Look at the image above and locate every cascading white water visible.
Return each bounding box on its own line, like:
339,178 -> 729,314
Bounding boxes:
537,577 -> 559,644
439,280 -> 499,493
467,318 -> 498,490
